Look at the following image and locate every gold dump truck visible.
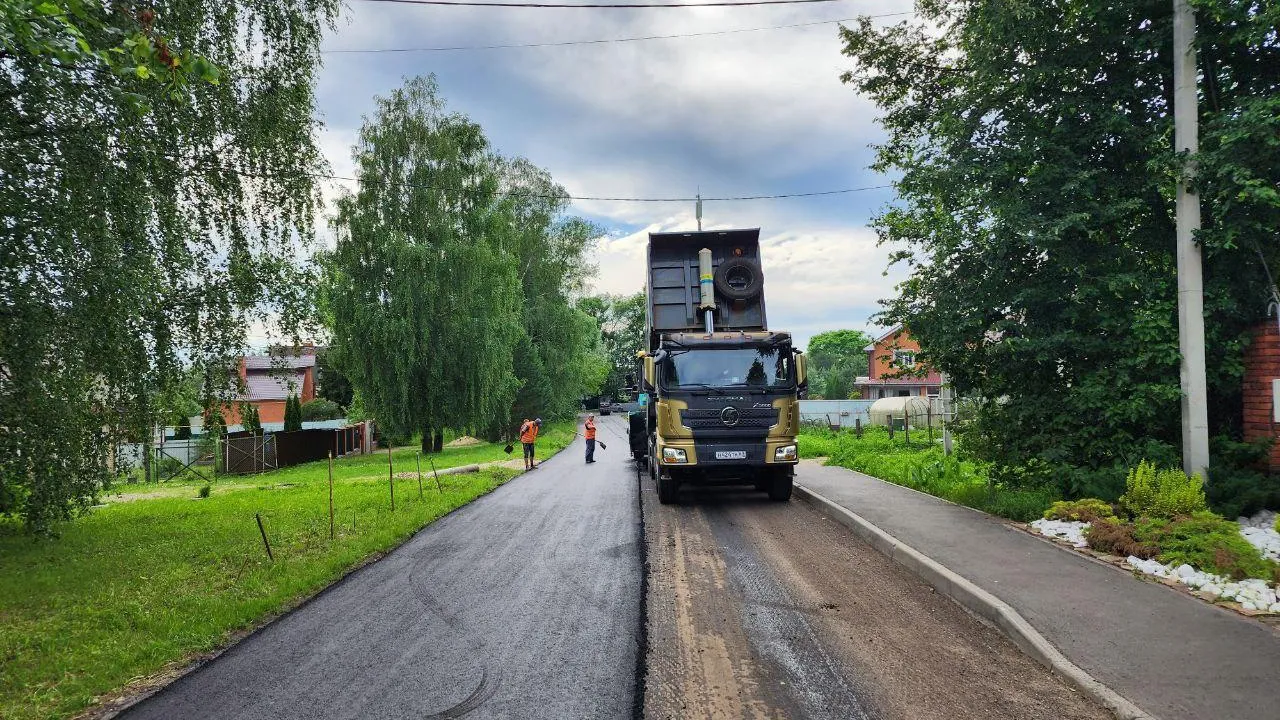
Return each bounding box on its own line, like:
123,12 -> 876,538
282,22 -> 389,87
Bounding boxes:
630,228 -> 807,504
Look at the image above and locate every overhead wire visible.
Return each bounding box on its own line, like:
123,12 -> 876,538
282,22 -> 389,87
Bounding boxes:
322,12 -> 913,53
312,171 -> 891,202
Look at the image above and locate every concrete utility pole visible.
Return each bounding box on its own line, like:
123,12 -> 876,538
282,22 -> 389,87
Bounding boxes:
696,191 -> 703,231
1173,0 -> 1210,478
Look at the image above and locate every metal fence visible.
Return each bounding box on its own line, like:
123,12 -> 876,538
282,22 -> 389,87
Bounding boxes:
798,400 -> 877,429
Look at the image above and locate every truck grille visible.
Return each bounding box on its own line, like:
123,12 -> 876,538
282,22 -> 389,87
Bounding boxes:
680,407 -> 778,432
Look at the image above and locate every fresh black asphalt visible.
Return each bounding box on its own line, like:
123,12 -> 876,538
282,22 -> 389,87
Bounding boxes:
121,417 -> 641,720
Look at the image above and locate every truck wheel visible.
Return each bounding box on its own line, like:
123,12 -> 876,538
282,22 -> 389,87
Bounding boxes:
713,256 -> 764,301
658,475 -> 678,504
767,472 -> 793,502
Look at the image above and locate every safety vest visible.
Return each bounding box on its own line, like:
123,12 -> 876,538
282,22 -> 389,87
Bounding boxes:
520,421 -> 538,443
585,420 -> 596,440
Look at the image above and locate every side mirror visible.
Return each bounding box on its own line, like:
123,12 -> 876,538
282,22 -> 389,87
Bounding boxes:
642,356 -> 656,392
795,353 -> 808,394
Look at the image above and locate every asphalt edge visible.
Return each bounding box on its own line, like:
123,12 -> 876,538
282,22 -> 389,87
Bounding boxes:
793,483 -> 1159,720
81,446 -> 568,720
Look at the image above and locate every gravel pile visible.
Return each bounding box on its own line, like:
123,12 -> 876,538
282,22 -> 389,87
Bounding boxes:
1237,510 -> 1280,563
1125,557 -> 1280,612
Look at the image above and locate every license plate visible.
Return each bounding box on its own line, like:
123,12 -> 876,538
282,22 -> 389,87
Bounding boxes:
715,450 -> 747,460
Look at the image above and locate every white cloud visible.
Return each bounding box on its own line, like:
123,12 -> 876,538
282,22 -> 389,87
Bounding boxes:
314,0 -> 919,349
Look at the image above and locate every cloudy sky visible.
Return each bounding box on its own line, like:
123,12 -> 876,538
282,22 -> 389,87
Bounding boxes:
311,0 -> 916,349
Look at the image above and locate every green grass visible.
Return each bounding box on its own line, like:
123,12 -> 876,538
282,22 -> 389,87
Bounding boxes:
114,422 -> 578,498
799,425 -> 1058,522
0,424 -> 573,720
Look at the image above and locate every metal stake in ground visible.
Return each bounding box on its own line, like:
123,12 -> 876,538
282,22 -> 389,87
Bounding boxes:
416,451 -> 424,499
904,412 -> 911,445
428,456 -> 442,494
255,512 -> 274,562
328,452 -> 335,540
387,444 -> 395,511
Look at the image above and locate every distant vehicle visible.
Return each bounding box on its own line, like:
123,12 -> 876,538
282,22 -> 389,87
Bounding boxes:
600,398 -> 614,416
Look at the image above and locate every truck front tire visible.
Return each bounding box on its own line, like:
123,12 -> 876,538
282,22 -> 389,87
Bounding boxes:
657,474 -> 678,504
767,472 -> 793,502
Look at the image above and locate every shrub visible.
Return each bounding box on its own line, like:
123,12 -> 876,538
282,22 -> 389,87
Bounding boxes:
1119,460 -> 1207,519
283,394 -> 303,432
1043,498 -> 1116,523
198,484 -> 211,499
301,398 -> 343,421
1085,518 -> 1160,559
1205,465 -> 1280,519
1136,511 -> 1275,581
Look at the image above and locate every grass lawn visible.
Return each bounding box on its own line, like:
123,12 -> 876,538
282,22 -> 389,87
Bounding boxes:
0,423 -> 574,720
799,425 -> 1058,522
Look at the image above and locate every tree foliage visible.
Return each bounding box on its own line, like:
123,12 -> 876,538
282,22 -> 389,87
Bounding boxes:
240,402 -> 261,435
315,348 -> 353,409
324,76 -> 604,451
0,0 -> 339,533
806,329 -> 872,399
580,291 -> 647,401
283,394 -> 302,432
840,0 -> 1280,498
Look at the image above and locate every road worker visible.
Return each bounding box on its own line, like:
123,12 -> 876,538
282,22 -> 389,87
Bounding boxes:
584,415 -> 597,464
519,417 -> 542,470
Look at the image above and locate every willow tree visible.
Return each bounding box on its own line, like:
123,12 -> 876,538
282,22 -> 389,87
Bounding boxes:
496,159 -> 608,433
324,76 -> 524,452
0,1 -> 339,533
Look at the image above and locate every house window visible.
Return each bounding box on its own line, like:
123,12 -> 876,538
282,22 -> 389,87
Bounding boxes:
897,390 -> 910,397
893,350 -> 916,368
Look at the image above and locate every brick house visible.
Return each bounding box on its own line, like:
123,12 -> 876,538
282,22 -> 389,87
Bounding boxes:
222,345 -> 317,425
1243,321 -> 1280,470
852,326 -> 943,400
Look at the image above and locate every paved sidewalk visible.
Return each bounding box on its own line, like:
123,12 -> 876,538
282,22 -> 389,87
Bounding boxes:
796,460 -> 1280,720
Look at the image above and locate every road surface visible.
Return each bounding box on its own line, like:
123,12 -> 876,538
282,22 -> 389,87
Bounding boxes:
122,415 -> 1106,719
121,421 -> 643,720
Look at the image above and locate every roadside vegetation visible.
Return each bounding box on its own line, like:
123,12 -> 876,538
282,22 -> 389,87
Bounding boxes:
1035,463 -> 1280,612
0,429 -> 571,720
839,2 -> 1280,521
798,425 -> 1056,522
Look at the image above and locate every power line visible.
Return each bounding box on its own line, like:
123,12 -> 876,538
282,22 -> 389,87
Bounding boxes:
315,171 -> 890,202
323,12 -> 912,53
355,0 -> 843,8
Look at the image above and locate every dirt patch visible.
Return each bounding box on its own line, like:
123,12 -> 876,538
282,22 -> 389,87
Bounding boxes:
445,435 -> 483,448
739,502 -> 1111,720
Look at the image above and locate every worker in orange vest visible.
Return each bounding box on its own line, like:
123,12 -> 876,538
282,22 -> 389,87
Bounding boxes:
519,417 -> 542,470
584,414 -> 597,464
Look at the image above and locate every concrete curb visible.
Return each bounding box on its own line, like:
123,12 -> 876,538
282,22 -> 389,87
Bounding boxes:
794,483 -> 1158,720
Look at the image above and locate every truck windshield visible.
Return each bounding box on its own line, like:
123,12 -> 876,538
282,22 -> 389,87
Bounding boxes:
661,347 -> 794,390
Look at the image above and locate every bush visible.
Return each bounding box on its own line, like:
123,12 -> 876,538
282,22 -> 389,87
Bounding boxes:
1205,466 -> 1280,519
198,484 -> 211,498
301,398 -> 343,421
1119,460 -> 1207,519
1136,511 -> 1275,581
1085,518 -> 1160,559
1043,498 -> 1116,523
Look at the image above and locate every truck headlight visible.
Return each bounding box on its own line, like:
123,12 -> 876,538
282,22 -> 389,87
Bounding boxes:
774,444 -> 798,462
662,447 -> 688,464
